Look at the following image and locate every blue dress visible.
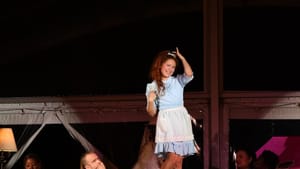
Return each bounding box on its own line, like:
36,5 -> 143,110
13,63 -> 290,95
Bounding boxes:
146,74 -> 199,158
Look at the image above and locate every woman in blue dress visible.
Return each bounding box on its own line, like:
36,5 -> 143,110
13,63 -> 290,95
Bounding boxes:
146,47 -> 199,169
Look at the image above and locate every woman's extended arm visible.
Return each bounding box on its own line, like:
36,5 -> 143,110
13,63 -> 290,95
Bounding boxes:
176,47 -> 193,77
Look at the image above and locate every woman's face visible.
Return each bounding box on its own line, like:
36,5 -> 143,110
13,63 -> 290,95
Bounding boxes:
84,153 -> 106,169
235,150 -> 252,169
24,159 -> 41,169
160,58 -> 176,80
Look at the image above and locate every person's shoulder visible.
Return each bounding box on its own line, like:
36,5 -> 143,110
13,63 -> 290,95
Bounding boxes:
146,81 -> 157,93
147,80 -> 156,84
146,81 -> 156,87
168,76 -> 176,80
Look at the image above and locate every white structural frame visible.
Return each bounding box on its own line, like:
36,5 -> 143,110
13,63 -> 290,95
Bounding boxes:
2,92 -> 300,169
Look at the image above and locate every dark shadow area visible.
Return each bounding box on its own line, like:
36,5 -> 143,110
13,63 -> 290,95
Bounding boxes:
2,122 -> 146,169
183,119 -> 204,169
0,1 -> 203,97
224,7 -> 300,90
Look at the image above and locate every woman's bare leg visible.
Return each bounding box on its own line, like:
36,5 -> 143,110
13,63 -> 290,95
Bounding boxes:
160,153 -> 183,169
174,155 -> 183,169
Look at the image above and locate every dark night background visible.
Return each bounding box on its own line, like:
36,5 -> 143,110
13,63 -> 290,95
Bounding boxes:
0,0 -> 203,97
1,1 -> 204,169
2,0 -> 300,169
2,1 -> 300,97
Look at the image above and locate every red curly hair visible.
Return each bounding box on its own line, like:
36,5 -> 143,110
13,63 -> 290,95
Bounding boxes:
149,50 -> 178,95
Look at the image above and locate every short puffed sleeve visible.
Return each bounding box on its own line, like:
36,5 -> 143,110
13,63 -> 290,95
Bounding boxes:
145,81 -> 158,97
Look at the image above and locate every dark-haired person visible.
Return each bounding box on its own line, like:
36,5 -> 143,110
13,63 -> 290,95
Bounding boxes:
23,153 -> 43,169
254,150 -> 279,169
235,147 -> 256,169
